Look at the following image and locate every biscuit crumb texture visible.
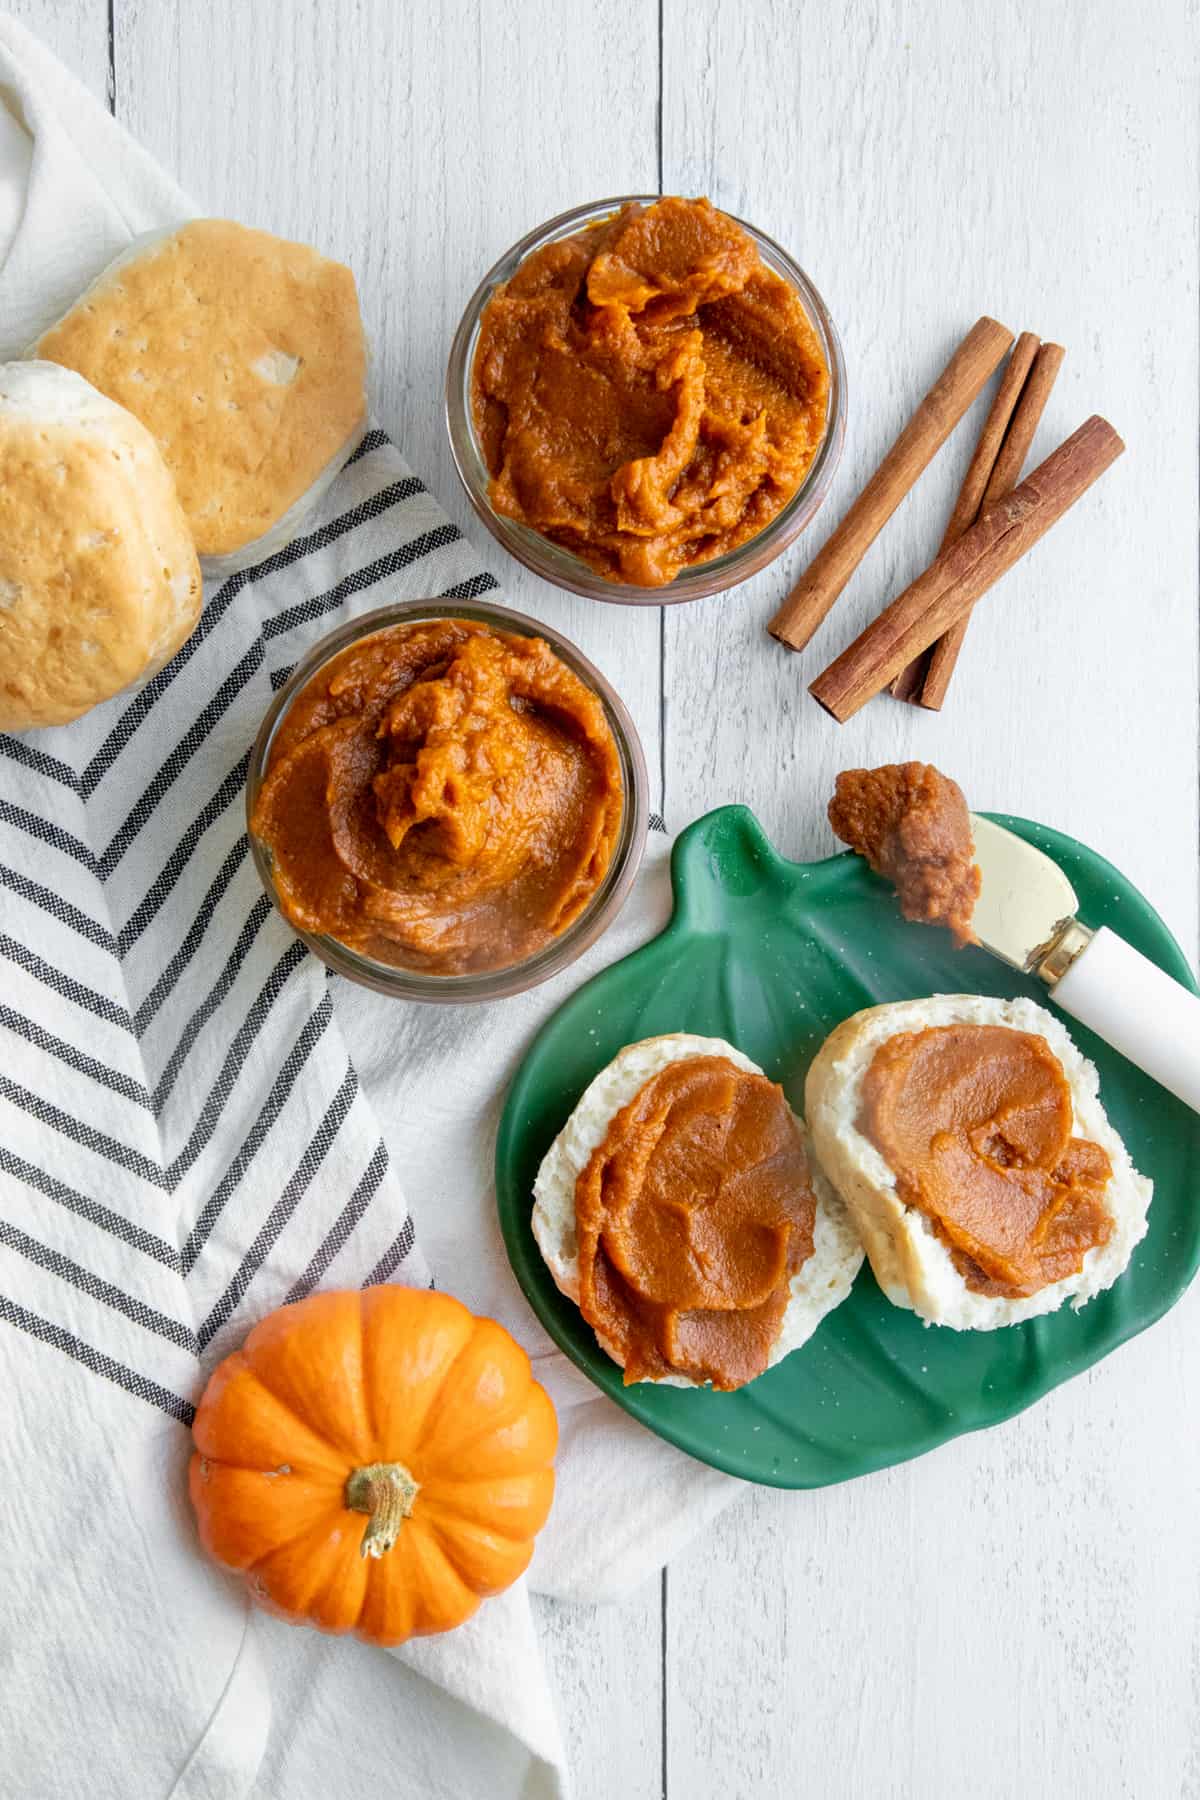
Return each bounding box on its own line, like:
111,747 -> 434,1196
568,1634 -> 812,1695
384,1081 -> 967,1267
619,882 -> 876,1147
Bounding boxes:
34,220 -> 368,560
532,1032 -> 864,1387
0,362 -> 201,732
805,994 -> 1153,1330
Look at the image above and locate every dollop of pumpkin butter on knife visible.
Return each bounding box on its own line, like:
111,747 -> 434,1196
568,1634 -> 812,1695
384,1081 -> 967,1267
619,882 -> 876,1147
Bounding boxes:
829,761 -> 981,947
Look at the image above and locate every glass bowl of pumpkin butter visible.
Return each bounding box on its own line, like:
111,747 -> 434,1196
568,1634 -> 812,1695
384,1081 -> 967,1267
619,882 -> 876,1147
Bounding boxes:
246,600 -> 648,1001
446,194 -> 846,604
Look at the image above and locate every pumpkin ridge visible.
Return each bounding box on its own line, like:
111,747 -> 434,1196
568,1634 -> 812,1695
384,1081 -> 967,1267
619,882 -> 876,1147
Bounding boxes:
430,1324 -> 480,1410
414,1386 -> 533,1465
413,1319 -> 543,1470
241,1299 -> 371,1464
355,1288 -> 376,1450
309,1538 -> 370,1636
417,1466 -> 554,1513
408,1521 -> 480,1602
402,1319 -> 493,1463
249,1514 -> 364,1627
416,1497 -> 530,1549
363,1515 -> 479,1641
235,1363 -> 341,1459
231,1460 -> 346,1487
360,1287 -> 478,1462
240,1504 -> 351,1577
195,1363 -> 349,1480
420,1509 -> 535,1596
416,1381 -> 559,1480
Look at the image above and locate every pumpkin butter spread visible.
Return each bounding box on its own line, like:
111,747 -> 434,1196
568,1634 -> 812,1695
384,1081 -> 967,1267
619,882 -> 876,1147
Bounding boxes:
860,1024 -> 1114,1298
472,197 -> 830,586
829,762 -> 981,947
575,1056 -> 817,1388
251,619 -> 622,974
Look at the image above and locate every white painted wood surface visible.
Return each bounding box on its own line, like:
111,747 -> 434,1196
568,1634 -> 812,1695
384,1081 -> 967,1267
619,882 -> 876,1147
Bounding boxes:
18,2 -> 1200,1795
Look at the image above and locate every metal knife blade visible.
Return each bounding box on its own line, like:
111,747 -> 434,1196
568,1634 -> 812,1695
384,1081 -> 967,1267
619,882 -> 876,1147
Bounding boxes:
968,814 -> 1080,974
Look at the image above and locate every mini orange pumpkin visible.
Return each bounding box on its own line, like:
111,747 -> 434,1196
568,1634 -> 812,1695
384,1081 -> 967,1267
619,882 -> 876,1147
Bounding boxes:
189,1285 -> 557,1645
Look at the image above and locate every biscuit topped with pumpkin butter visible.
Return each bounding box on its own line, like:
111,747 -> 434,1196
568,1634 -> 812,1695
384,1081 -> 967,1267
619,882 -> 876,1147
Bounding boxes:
805,994 -> 1153,1331
533,1033 -> 862,1389
34,219 -> 368,565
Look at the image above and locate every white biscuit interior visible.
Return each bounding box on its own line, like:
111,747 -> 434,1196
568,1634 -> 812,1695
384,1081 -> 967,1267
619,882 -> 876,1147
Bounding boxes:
532,1032 -> 863,1387
805,994 -> 1152,1331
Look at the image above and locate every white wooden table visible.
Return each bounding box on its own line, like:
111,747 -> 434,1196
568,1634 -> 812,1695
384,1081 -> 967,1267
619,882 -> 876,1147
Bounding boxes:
19,2 -> 1199,1793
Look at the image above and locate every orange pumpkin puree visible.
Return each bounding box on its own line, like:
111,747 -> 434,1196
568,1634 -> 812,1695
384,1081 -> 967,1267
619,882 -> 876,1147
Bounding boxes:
251,619 -> 623,975
859,1024 -> 1113,1298
575,1056 -> 817,1388
829,763 -> 981,947
471,196 -> 830,587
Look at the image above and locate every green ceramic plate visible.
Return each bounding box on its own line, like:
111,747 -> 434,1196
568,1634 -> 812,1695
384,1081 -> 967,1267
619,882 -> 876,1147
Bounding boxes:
495,806 -> 1200,1488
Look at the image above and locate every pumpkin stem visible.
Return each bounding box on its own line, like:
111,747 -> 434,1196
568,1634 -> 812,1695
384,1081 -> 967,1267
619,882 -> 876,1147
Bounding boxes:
346,1461 -> 420,1560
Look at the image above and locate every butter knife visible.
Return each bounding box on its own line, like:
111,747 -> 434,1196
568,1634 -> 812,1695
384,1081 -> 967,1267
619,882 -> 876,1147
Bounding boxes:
969,815 -> 1200,1112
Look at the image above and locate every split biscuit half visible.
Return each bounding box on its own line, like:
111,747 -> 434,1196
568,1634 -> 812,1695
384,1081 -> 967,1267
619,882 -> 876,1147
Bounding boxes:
805,994 -> 1152,1330
0,361 -> 200,732
34,219 -> 368,573
533,1032 -> 863,1387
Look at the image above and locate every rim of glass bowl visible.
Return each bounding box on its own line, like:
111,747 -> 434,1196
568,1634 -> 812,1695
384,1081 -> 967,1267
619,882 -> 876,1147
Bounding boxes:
445,194 -> 848,607
245,599 -> 649,1003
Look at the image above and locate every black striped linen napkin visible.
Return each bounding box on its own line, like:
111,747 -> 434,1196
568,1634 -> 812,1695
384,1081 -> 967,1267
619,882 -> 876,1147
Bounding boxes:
0,427 -> 511,1415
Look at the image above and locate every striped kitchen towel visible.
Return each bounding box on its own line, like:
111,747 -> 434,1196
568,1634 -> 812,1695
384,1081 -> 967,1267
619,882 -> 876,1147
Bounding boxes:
0,422 -> 521,1406
0,14 -> 511,1405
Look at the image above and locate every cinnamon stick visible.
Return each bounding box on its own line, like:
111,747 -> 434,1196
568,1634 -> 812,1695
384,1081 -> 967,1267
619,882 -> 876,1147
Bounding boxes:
768,316 -> 1014,652
890,331 -> 1041,702
918,340 -> 1066,709
808,416 -> 1123,723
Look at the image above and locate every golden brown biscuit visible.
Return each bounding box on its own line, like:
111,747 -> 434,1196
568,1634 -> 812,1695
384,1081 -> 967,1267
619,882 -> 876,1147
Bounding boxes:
34,220 -> 368,564
0,362 -> 201,733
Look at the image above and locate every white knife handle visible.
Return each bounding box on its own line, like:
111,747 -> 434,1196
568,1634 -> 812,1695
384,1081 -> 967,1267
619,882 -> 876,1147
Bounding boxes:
1050,926 -> 1200,1112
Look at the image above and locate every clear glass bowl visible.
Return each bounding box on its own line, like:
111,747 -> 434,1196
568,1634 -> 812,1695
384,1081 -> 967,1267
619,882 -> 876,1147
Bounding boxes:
445,194 -> 847,606
246,599 -> 649,1003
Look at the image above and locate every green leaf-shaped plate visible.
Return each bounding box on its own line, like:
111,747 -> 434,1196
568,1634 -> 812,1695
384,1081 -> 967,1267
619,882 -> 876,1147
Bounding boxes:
495,806 -> 1200,1488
